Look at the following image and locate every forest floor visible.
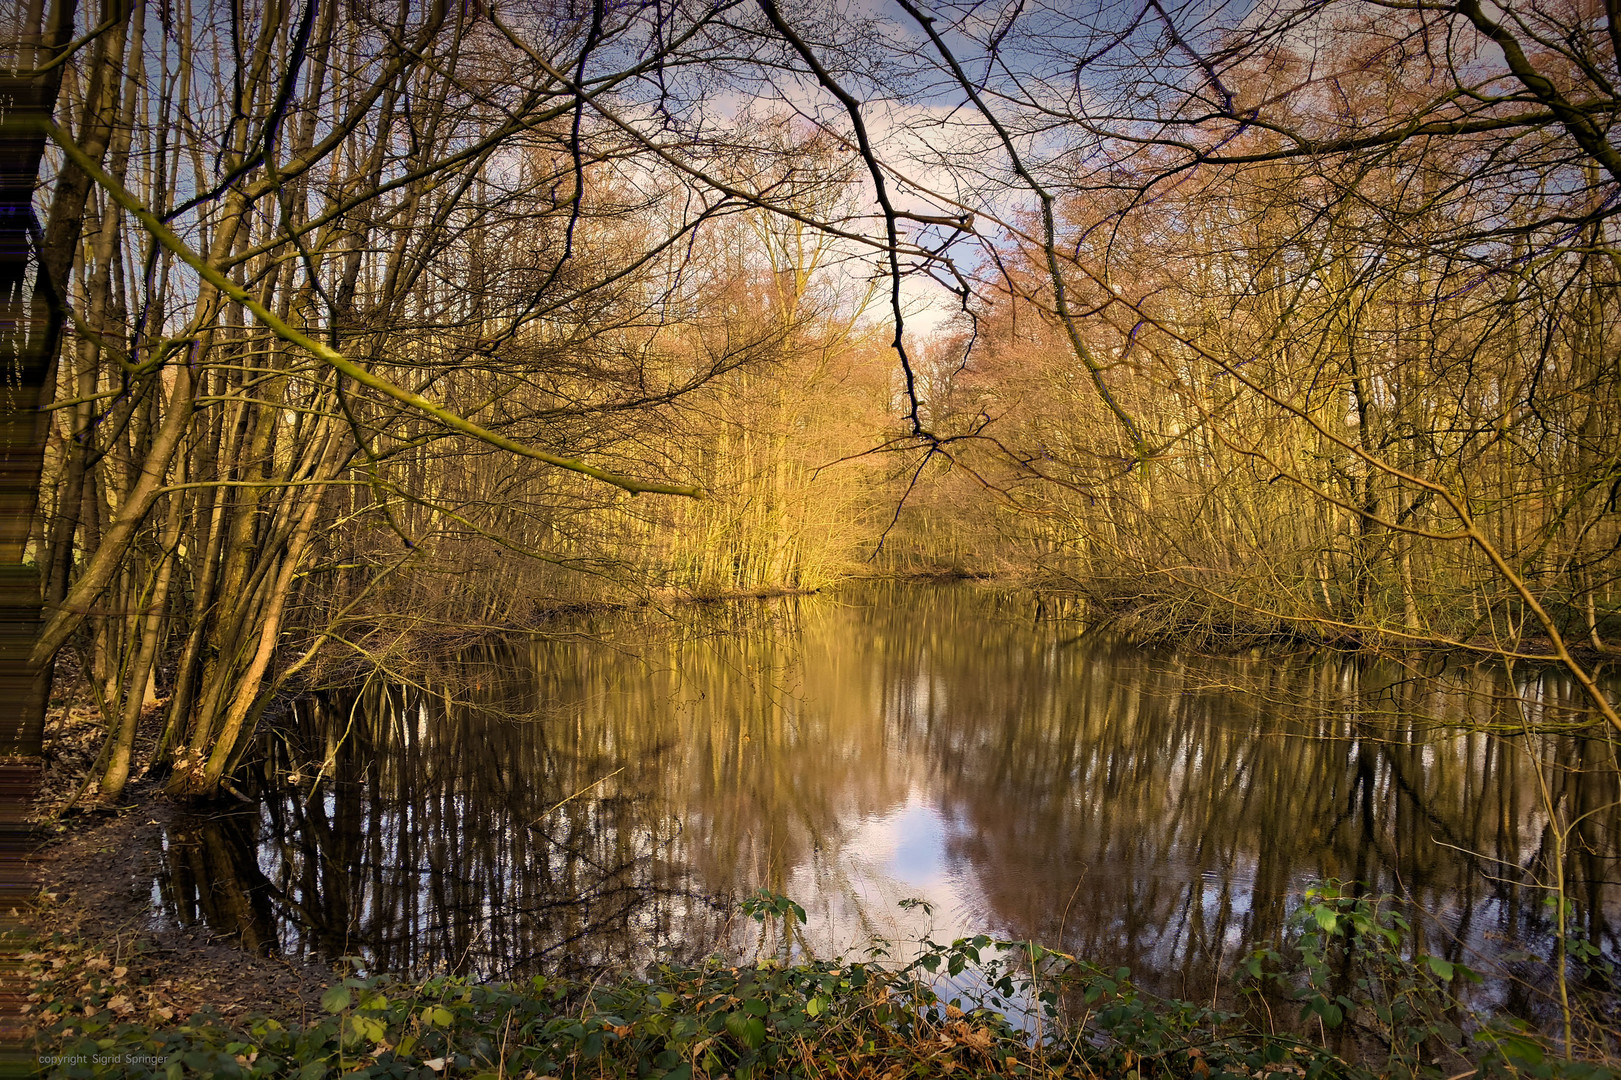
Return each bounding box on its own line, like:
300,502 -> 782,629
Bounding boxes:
21,706 -> 334,1048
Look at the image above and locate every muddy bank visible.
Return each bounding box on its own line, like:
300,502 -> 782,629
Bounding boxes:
25,708 -> 333,1040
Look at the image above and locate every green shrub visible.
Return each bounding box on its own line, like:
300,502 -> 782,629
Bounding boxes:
32,886 -> 1619,1080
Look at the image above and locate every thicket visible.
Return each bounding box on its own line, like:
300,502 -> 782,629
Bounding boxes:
7,0 -> 1621,793
6,0 -> 910,802
875,15 -> 1621,662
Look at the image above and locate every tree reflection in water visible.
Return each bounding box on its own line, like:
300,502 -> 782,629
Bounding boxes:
152,583 -> 1619,1024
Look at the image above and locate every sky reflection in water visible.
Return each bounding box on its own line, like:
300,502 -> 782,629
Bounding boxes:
151,583 -> 1620,1024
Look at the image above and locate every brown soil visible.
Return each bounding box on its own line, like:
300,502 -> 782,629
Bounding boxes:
23,708 -> 335,1040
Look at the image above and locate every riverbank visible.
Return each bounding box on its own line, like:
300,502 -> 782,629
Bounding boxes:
23,786 -> 1621,1077
25,948 -> 1293,1080
171,574 -> 1618,715
544,573 -> 1621,664
18,700 -> 333,1049
20,585 -> 1621,1077
23,817 -> 1619,1080
22,720 -> 1621,1080
23,780 -> 332,1028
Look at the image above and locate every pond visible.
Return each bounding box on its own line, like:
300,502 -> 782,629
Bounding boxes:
151,582 -> 1620,1024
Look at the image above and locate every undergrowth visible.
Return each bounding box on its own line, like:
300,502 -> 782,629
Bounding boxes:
30,885 -> 1619,1079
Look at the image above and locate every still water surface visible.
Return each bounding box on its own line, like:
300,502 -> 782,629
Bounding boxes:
153,584 -> 1620,1017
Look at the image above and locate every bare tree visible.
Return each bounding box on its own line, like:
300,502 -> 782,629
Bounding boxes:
19,0 -> 1621,809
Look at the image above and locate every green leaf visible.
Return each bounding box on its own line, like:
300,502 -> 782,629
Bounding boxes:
319,986 -> 352,1014
1499,1033 -> 1546,1066
1421,955 -> 1455,981
345,1014 -> 386,1046
805,996 -> 824,1017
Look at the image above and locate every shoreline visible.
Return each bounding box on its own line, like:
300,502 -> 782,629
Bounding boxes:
22,778 -> 333,1035
286,572 -> 1621,670
22,785 -> 1617,1078
20,717 -> 1620,1076
18,581 -> 1620,1075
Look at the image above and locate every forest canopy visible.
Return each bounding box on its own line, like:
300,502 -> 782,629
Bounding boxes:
3,0 -> 1619,798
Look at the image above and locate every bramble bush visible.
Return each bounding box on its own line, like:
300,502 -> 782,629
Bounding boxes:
33,887 -> 1619,1080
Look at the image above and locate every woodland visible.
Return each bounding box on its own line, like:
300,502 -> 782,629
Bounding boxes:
3,0 -> 1620,803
